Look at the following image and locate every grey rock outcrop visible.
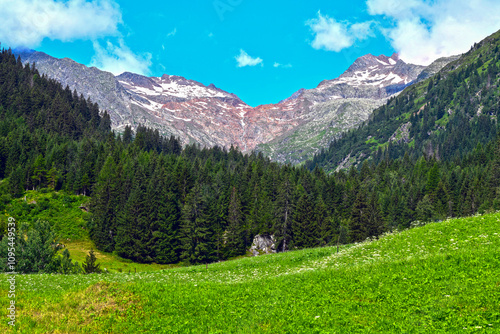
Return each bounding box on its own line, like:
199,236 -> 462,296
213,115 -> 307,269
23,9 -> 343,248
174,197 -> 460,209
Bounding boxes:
249,234 -> 276,256
416,55 -> 462,81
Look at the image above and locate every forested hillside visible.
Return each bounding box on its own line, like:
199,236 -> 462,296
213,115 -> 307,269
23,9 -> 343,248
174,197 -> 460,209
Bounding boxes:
1,40 -> 500,269
306,30 -> 500,172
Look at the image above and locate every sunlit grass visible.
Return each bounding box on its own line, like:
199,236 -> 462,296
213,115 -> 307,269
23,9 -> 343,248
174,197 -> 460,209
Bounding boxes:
0,212 -> 499,333
64,240 -> 177,273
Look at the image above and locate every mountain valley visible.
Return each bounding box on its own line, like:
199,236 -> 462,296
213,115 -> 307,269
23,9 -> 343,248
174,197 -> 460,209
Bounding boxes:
15,50 -> 457,164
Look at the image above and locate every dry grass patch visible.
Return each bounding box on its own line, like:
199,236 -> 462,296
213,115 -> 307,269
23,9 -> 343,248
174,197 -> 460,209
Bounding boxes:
29,282 -> 142,332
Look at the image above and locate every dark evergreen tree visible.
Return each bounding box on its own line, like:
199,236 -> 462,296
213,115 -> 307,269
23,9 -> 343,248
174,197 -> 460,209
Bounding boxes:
224,187 -> 245,258
89,156 -> 119,252
82,249 -> 102,274
180,183 -> 216,264
292,193 -> 316,249
349,191 -> 368,242
364,192 -> 384,238
273,175 -> 294,252
115,168 -> 153,263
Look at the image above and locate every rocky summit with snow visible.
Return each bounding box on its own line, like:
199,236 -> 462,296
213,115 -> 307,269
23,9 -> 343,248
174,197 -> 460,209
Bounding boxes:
15,50 -> 457,163
254,53 -> 454,163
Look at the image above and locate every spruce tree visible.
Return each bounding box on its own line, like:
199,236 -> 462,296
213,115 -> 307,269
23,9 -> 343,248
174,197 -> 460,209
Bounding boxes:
224,187 -> 244,258
149,165 -> 181,264
180,183 -> 215,264
89,156 -> 119,252
364,192 -> 384,238
349,191 -> 368,242
315,196 -> 332,246
115,168 -> 153,263
273,175 -> 294,252
292,193 -> 316,249
82,249 -> 102,274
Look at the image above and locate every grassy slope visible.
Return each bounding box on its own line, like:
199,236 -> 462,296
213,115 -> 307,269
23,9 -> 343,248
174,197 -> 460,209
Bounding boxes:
1,190 -> 90,241
1,211 -> 499,333
1,189 -> 175,273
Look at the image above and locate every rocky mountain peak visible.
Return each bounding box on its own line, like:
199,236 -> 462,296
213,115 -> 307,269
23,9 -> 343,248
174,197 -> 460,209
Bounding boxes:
346,52 -> 400,73
15,49 -> 457,164
330,52 -> 423,88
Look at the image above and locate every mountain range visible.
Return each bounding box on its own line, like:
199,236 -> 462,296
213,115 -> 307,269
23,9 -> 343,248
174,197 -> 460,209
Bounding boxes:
15,50 -> 458,164
305,29 -> 500,172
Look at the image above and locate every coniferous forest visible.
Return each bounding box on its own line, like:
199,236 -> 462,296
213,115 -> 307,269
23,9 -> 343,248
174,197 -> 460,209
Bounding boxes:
1,45 -> 500,268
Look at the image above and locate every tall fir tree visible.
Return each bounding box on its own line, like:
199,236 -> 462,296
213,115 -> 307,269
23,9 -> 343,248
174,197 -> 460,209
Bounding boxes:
89,156 -> 119,252
273,174 -> 294,252
224,187 -> 245,258
349,190 -> 368,242
180,183 -> 216,264
292,193 -> 316,249
115,168 -> 153,263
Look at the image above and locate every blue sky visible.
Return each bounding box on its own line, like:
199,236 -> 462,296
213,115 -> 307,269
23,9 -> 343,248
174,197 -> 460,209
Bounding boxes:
2,0 -> 500,106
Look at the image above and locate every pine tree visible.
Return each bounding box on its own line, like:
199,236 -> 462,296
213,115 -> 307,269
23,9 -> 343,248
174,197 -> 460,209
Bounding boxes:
89,156 -> 119,252
180,183 -> 216,264
8,166 -> 24,197
416,195 -> 434,221
47,165 -> 58,189
152,191 -> 181,264
123,125 -> 133,144
349,191 -> 368,242
31,154 -> 46,189
273,175 -> 294,252
315,196 -> 332,246
224,187 -> 244,258
82,249 -> 102,274
115,168 -> 153,263
364,192 -> 384,238
58,249 -> 82,274
426,162 -> 440,196
292,193 -> 316,249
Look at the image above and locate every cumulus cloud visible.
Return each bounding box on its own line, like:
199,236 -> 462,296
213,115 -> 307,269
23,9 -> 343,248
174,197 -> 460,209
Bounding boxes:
306,12 -> 374,52
235,49 -> 263,67
366,0 -> 500,65
90,39 -> 152,76
0,0 -> 122,48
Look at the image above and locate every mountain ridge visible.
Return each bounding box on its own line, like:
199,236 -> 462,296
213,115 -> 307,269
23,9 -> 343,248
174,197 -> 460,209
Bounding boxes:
305,29 -> 500,172
15,49 -> 456,162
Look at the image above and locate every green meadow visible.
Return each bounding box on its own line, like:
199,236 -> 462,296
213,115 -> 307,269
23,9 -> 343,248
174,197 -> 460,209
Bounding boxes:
1,212 -> 499,333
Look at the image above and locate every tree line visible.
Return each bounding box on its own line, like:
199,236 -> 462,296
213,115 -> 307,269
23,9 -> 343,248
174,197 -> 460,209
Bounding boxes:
1,46 -> 500,269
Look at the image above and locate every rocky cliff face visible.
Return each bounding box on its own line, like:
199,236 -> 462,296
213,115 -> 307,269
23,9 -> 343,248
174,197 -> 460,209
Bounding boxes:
115,71 -> 251,148
255,54 -> 428,163
416,55 -> 462,81
16,50 -> 456,163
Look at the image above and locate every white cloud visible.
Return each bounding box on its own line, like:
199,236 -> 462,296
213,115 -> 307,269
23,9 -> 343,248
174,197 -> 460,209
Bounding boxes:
0,0 -> 122,48
235,49 -> 263,67
90,39 -> 152,76
306,12 -> 374,52
167,28 -> 177,38
366,0 -> 500,65
350,22 -> 376,40
273,62 -> 292,68
366,0 -> 424,19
